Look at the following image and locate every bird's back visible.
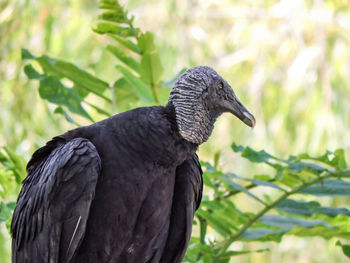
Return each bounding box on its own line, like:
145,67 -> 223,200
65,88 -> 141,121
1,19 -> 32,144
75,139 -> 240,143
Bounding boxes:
68,106 -> 198,262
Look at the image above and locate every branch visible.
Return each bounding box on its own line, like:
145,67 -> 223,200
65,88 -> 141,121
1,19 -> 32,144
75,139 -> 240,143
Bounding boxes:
214,169 -> 350,259
222,177 -> 278,199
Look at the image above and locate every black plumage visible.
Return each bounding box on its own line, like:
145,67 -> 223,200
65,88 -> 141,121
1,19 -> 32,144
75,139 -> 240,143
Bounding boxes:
11,66 -> 255,263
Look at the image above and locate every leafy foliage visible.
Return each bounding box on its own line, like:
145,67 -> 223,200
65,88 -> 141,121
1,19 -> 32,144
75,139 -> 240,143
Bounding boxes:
21,0 -> 170,125
1,0 -> 350,262
0,147 -> 26,232
182,145 -> 350,262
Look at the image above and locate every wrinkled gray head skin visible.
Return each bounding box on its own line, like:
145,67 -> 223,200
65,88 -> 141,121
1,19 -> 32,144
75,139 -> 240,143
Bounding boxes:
169,66 -> 255,144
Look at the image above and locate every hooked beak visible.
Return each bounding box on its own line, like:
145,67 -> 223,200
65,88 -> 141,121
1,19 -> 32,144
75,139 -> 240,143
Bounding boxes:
222,97 -> 256,128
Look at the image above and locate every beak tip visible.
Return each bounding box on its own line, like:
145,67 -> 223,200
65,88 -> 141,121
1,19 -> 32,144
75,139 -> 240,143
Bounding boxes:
243,112 -> 256,128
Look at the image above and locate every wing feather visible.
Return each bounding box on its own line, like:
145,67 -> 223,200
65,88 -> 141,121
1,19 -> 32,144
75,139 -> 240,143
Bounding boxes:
160,153 -> 203,263
11,138 -> 101,263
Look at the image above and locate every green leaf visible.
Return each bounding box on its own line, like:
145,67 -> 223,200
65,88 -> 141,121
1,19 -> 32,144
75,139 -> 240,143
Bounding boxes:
336,240 -> 350,258
300,179 -> 350,196
2,147 -> 26,183
196,209 -> 232,236
116,65 -> 154,103
84,101 -> 112,117
254,174 -> 272,181
98,10 -> 130,24
297,149 -> 347,169
231,142 -> 245,153
231,143 -> 279,164
6,202 -> 16,211
226,173 -> 285,192
279,171 -> 304,188
259,215 -> 334,230
241,228 -> 284,241
140,51 -> 164,85
0,169 -> 18,200
287,161 -> 325,173
137,32 -> 156,53
184,238 -> 215,262
242,148 -> 273,163
0,202 -> 12,222
110,35 -> 142,54
222,174 -> 266,205
107,45 -> 141,73
213,151 -> 221,169
36,56 -> 110,102
54,107 -> 78,125
23,52 -> 110,102
39,76 -> 93,121
93,23 -> 139,37
277,199 -> 350,217
21,48 -> 36,60
98,0 -> 132,23
332,149 -> 347,169
24,64 -> 42,79
112,78 -> 139,110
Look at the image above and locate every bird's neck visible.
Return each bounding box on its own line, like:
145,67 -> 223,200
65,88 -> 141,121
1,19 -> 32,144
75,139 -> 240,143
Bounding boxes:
167,102 -> 219,145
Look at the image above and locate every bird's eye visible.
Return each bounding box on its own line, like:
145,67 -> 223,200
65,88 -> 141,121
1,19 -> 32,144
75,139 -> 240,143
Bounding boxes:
218,83 -> 223,90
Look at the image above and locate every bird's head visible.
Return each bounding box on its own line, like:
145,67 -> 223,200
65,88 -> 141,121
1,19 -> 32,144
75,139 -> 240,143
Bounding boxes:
168,66 -> 255,144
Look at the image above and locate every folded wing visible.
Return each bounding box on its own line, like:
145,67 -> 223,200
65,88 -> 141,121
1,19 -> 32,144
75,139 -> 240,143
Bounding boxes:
11,138 -> 101,263
160,153 -> 203,263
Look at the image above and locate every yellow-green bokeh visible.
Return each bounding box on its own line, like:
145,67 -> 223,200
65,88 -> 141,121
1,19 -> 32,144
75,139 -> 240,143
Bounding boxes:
1,0 -> 350,262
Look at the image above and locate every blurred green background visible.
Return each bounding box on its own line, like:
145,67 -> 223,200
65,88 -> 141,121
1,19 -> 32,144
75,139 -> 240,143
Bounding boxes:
1,0 -> 350,262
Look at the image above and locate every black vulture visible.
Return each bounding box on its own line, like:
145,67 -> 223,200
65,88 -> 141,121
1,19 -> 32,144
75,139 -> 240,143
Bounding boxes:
11,66 -> 255,263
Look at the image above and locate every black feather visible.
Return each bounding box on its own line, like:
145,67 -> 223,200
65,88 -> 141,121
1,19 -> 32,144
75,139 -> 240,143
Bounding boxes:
11,105 -> 203,263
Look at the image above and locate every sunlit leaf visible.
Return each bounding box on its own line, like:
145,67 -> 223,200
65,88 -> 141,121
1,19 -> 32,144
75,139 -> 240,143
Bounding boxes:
2,147 -> 26,183
84,102 -> 112,117
110,35 -> 141,54
98,10 -> 130,24
107,45 -> 141,73
140,51 -> 163,85
116,65 -> 154,103
137,32 -> 156,53
93,23 -> 139,37
332,149 -> 347,169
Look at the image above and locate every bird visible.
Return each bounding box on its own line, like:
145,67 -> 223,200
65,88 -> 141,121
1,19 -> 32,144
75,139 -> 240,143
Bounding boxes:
11,66 -> 255,263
